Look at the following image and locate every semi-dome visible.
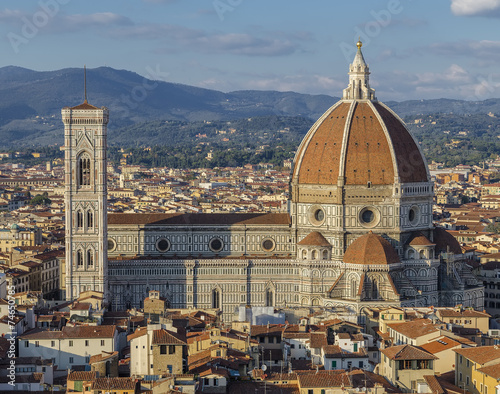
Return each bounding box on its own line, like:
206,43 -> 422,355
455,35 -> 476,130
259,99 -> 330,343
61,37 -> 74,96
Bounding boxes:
291,41 -> 429,188
343,232 -> 400,265
434,227 -> 462,255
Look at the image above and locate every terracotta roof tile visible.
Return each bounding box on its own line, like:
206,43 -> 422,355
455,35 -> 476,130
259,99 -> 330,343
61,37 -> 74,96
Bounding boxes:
297,370 -> 351,389
68,371 -> 97,381
381,344 -> 437,360
454,346 -> 500,365
344,232 -> 400,265
409,232 -> 435,246
423,375 -> 445,394
108,212 -> 290,226
420,337 -> 461,354
386,319 -> 438,339
477,361 -> 500,379
70,102 -> 100,110
298,231 -> 331,247
434,227 -> 462,255
91,377 -> 137,390
152,329 -> 186,345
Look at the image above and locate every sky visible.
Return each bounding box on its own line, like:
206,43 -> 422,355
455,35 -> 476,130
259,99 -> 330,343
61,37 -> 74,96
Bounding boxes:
0,0 -> 500,101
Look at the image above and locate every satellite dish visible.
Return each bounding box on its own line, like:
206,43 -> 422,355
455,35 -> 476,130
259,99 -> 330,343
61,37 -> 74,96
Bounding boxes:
261,364 -> 267,371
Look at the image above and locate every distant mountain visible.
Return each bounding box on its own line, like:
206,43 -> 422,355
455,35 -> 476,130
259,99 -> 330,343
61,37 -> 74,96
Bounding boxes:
0,65 -> 499,147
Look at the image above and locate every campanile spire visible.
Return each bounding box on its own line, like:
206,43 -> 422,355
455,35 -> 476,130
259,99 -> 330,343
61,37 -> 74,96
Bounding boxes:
342,40 -> 376,100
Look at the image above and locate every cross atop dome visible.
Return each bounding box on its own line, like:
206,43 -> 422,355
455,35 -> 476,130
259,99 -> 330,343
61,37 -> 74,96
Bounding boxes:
342,40 -> 376,101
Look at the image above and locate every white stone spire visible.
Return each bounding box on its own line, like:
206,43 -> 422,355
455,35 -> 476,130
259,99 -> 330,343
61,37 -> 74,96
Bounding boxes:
342,40 -> 376,100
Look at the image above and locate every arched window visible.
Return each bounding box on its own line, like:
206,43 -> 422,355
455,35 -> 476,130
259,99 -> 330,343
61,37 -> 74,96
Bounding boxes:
322,250 -> 328,260
78,153 -> 91,187
302,250 -> 307,260
372,279 -> 379,300
87,210 -> 93,229
419,249 -> 426,259
265,289 -> 274,307
312,250 -> 318,260
77,250 -> 83,268
212,288 -> 221,309
351,279 -> 358,299
77,210 -> 83,229
87,249 -> 94,268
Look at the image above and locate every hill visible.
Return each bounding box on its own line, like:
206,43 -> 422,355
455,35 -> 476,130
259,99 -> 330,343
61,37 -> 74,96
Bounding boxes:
0,65 -> 500,149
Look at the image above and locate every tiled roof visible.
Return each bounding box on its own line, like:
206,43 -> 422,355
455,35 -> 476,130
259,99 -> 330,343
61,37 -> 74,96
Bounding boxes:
409,232 -> 435,246
434,227 -> 462,254
91,377 -> 137,390
386,318 -> 438,339
68,371 -> 97,381
348,370 -> 398,393
477,361 -> 500,379
454,346 -> 500,365
297,231 -> 331,247
89,351 -> 118,364
292,101 -> 428,186
108,212 -> 290,226
70,102 -> 100,110
127,326 -> 147,342
381,344 -> 437,360
343,232 -> 400,265
19,325 -> 116,340
436,309 -> 490,318
423,375 -> 445,394
251,324 -> 285,336
152,329 -> 186,345
308,332 -> 327,349
297,370 -> 351,389
420,337 -> 461,354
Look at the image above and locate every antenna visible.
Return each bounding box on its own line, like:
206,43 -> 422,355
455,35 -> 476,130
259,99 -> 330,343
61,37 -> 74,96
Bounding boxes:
84,65 -> 87,103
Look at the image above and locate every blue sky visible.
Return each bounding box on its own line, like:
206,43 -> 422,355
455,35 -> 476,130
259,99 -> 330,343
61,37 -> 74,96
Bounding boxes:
0,0 -> 500,101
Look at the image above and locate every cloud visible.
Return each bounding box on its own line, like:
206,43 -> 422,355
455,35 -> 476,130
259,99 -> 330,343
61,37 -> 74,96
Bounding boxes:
0,8 -> 25,22
450,0 -> 500,16
110,23 -> 304,57
429,40 -> 500,61
0,7 -> 133,33
374,65 -> 500,101
205,74 -> 345,95
62,13 -> 133,29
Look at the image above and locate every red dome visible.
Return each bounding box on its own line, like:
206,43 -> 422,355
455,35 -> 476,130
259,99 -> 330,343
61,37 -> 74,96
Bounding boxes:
292,100 -> 428,186
344,232 -> 400,265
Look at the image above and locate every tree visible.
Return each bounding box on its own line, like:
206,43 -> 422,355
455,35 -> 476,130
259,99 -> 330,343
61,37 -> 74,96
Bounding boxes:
29,194 -> 51,206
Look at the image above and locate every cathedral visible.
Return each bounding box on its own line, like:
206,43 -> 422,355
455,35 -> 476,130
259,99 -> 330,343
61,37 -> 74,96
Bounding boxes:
64,42 -> 483,322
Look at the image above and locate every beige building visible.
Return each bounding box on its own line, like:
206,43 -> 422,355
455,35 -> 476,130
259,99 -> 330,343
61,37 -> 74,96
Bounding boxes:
18,325 -> 120,370
420,336 -> 462,374
128,325 -> 187,377
386,319 -> 440,346
381,344 -> 437,392
0,225 -> 42,253
454,346 -> 500,394
435,308 -> 490,334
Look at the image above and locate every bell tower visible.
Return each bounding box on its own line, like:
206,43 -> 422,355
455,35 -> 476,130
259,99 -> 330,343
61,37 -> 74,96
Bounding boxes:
63,70 -> 109,300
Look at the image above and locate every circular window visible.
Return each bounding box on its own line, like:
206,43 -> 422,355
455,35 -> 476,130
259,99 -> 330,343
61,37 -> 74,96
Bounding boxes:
314,209 -> 325,222
308,205 -> 326,226
362,210 -> 375,223
156,238 -> 170,253
209,237 -> 224,253
262,238 -> 275,252
107,238 -> 116,251
408,205 -> 420,225
359,207 -> 379,228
